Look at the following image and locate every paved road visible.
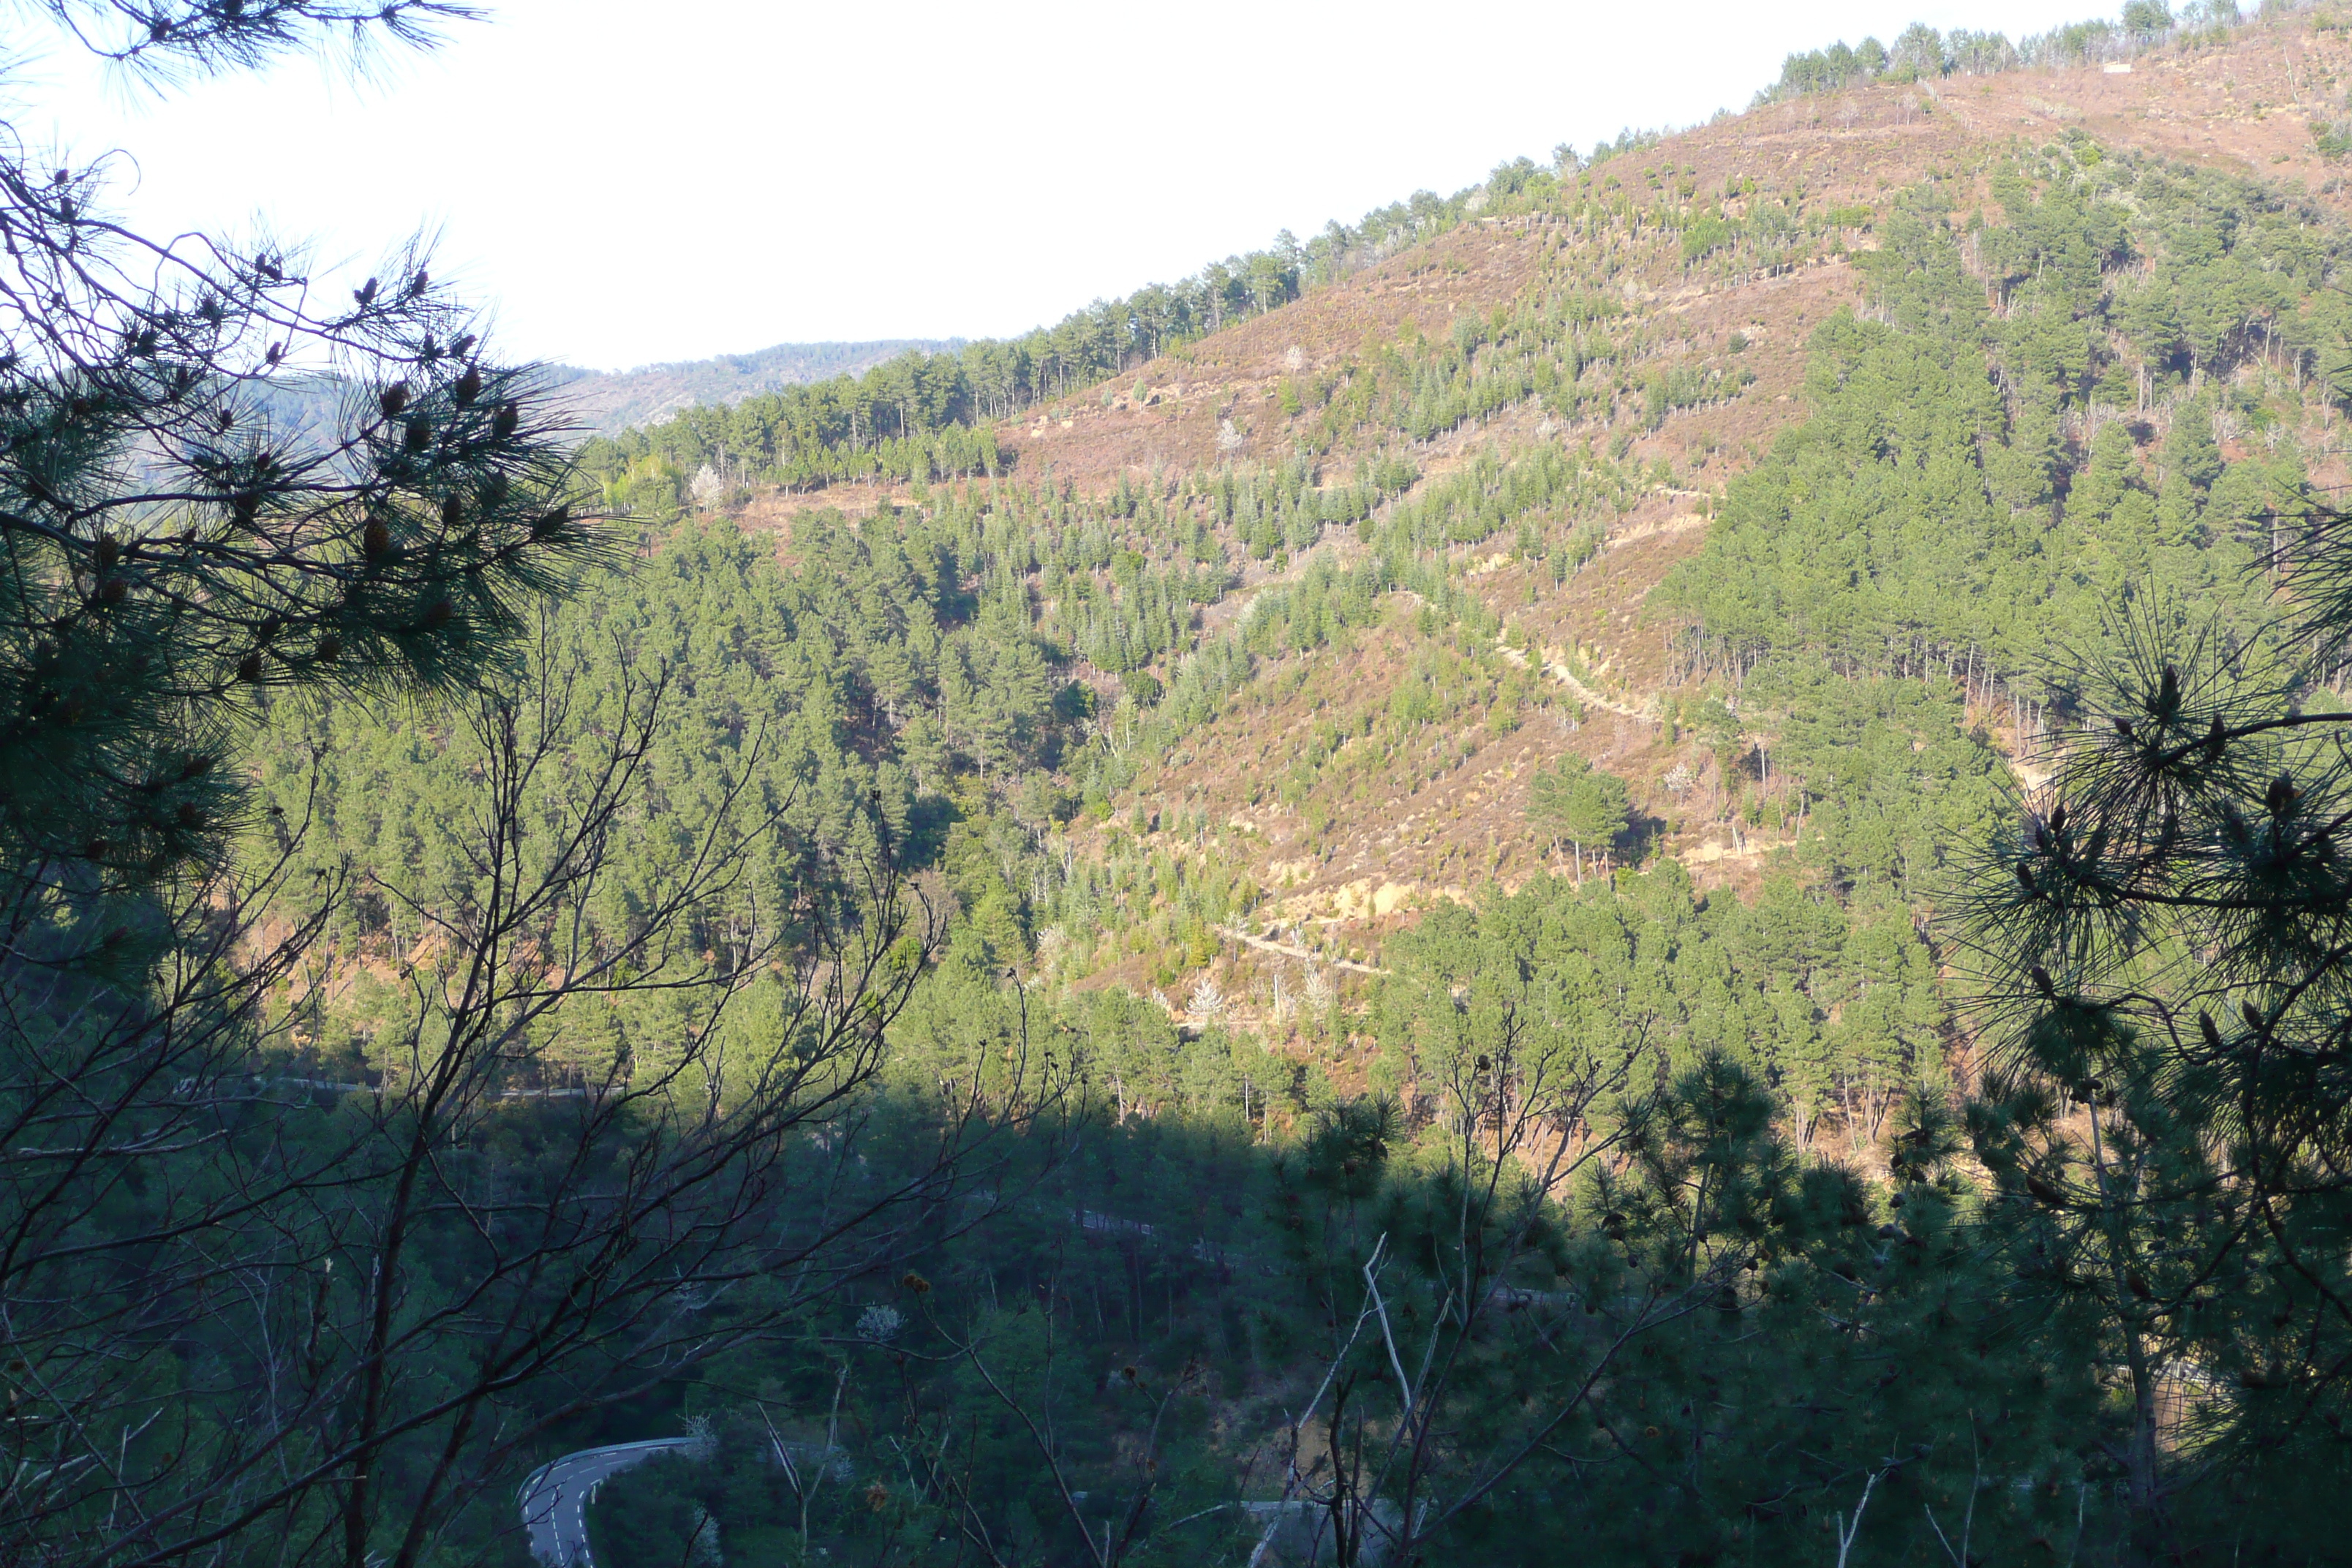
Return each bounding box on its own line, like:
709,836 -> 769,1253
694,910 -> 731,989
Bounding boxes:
519,1437 -> 695,1567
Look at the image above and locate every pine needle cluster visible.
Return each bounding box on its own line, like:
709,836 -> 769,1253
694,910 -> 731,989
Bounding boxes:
0,4 -> 610,918
1959,498 -> 2352,1539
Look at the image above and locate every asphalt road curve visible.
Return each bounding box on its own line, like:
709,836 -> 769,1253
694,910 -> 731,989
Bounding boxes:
519,1436 -> 695,1567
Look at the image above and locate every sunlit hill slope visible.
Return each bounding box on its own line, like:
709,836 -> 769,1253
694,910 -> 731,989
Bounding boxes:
451,7 -> 2352,1120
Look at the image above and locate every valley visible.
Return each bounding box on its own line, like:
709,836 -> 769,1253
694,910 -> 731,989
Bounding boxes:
19,4 -> 2352,1564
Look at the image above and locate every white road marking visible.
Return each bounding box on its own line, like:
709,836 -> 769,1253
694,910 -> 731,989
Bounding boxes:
519,1437 -> 695,1567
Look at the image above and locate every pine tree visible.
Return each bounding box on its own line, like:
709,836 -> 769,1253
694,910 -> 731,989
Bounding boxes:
1961,544 -> 2352,1553
1529,753 -> 1630,879
0,2 -> 603,932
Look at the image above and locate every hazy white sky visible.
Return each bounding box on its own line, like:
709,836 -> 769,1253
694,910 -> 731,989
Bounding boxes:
19,0 -> 2124,370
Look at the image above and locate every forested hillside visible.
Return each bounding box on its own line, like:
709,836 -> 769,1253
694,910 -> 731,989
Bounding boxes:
26,3 -> 2352,1566
281,7 -> 2352,1175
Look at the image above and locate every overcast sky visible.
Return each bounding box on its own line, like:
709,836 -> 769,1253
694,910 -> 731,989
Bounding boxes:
17,0 -> 2127,370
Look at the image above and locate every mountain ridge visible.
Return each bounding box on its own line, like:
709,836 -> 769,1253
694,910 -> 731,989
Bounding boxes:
544,337 -> 961,435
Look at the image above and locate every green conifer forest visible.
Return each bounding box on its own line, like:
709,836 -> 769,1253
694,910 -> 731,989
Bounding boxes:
20,2 -> 2352,1565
